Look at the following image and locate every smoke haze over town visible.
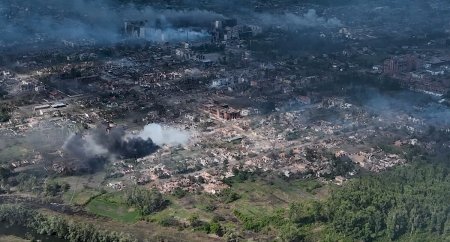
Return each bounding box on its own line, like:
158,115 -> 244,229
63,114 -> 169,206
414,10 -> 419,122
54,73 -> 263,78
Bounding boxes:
0,0 -> 450,241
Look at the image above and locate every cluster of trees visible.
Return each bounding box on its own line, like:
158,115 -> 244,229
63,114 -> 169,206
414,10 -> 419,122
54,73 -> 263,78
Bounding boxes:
232,203 -> 323,241
225,167 -> 259,184
228,160 -> 450,241
326,161 -> 450,241
335,72 -> 401,92
312,72 -> 402,95
303,148 -> 355,178
188,214 -> 224,236
44,180 -> 70,196
171,187 -> 187,198
125,187 -> 167,215
444,90 -> 450,99
5,175 -> 78,200
217,188 -> 240,203
285,130 -> 301,141
0,87 -> 7,99
0,204 -> 136,242
0,166 -> 11,183
60,67 -> 82,79
12,173 -> 40,193
0,103 -> 12,123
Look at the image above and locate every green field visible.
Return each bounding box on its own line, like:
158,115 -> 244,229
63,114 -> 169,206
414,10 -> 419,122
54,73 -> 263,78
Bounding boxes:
64,189 -> 102,206
86,194 -> 140,223
57,173 -> 106,205
0,145 -> 30,164
144,175 -> 329,237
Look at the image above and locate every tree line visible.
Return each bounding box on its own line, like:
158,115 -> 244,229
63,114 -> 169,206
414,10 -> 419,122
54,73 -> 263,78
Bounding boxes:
0,204 -> 137,242
326,161 -> 450,241
228,160 -> 450,241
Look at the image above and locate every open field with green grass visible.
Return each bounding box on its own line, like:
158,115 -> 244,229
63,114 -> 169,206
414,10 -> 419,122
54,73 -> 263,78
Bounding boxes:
0,145 -> 31,164
57,173 -> 106,205
86,193 -> 141,223
145,175 -> 331,239
63,188 -> 102,205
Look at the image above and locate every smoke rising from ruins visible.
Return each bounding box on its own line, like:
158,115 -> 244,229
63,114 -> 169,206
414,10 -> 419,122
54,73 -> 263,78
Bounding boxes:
137,123 -> 190,147
62,123 -> 189,172
255,9 -> 343,29
0,0 -> 224,44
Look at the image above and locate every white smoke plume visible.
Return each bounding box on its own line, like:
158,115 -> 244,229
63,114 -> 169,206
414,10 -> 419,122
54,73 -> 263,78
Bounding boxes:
62,123 -> 190,167
137,123 -> 190,146
62,124 -> 172,172
256,9 -> 343,29
144,28 -> 209,42
0,0 -> 224,45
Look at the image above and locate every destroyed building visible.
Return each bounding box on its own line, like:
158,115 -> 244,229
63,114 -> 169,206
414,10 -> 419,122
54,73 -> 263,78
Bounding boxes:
204,103 -> 242,120
383,55 -> 419,75
124,21 -> 147,39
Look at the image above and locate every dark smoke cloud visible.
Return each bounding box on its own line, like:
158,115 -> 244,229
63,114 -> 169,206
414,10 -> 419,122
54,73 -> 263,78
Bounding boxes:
61,123 -> 189,173
89,126 -> 158,158
63,125 -> 158,172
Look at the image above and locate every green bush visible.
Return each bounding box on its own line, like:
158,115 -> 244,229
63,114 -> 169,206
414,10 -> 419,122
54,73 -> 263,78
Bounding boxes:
126,187 -> 167,215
